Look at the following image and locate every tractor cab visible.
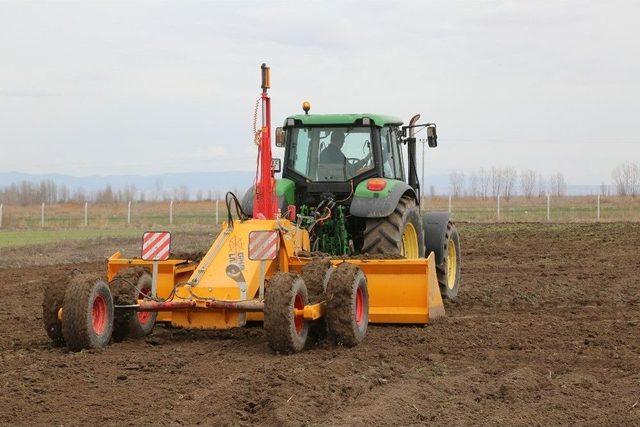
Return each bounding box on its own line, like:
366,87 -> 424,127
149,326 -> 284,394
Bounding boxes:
276,113 -> 411,207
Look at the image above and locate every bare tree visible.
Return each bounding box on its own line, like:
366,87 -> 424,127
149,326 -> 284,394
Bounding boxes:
429,185 -> 436,197
490,167 -> 502,198
468,172 -> 479,198
478,168 -> 490,199
599,182 -> 610,196
502,167 -> 517,200
549,172 -> 567,197
520,169 -> 537,199
537,174 -> 547,197
612,161 -> 640,196
449,171 -> 466,197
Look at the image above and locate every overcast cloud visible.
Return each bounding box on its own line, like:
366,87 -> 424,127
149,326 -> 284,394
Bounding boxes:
1,1 -> 639,184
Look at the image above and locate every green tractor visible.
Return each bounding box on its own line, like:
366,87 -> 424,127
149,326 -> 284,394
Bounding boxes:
242,109 -> 461,298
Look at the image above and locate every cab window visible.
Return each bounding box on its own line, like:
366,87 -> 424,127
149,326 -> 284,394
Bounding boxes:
390,127 -> 404,180
380,127 -> 396,178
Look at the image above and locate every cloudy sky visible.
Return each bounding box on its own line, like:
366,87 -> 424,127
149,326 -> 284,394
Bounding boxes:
1,1 -> 638,184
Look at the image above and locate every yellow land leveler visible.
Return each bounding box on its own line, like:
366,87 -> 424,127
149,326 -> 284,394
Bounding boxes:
42,64 -> 461,353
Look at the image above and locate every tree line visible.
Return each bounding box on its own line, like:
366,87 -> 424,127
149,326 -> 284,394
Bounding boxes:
0,180 -> 226,206
447,167 -> 567,200
446,161 -> 639,199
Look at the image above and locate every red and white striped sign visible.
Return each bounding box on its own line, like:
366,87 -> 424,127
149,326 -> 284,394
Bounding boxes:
248,231 -> 279,260
141,231 -> 171,261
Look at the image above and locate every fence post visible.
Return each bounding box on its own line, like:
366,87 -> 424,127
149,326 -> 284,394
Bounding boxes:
127,201 -> 132,225
448,194 -> 452,214
0,203 -> 3,228
41,202 -> 45,227
546,194 -> 551,221
169,201 -> 173,225
597,194 -> 600,221
497,195 -> 501,221
215,200 -> 219,224
84,202 -> 88,227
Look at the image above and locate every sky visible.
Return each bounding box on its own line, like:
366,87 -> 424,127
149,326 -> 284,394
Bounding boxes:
1,1 -> 639,185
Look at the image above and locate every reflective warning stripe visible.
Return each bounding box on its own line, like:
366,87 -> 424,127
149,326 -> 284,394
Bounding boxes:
142,232 -> 171,260
249,231 -> 278,260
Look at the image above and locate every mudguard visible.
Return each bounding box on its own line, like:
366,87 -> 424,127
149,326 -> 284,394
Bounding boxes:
423,211 -> 451,265
349,179 -> 417,218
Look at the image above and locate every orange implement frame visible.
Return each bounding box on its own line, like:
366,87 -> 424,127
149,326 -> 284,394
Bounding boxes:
107,251 -> 196,322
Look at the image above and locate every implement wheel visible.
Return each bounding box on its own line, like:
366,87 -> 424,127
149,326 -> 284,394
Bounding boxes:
326,262 -> 369,347
110,267 -> 156,342
300,258 -> 334,343
362,196 -> 424,258
264,272 -> 309,354
42,282 -> 67,346
438,222 -> 461,299
62,274 -> 114,351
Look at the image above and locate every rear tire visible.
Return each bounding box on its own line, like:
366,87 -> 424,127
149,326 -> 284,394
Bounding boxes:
326,262 -> 369,347
264,273 -> 309,354
62,274 -> 114,351
110,267 -> 156,342
437,222 -> 461,299
362,196 -> 424,258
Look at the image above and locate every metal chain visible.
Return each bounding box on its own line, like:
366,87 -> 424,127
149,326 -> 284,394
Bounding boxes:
253,97 -> 262,145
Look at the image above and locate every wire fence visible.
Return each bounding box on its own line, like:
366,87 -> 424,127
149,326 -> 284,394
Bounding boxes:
0,196 -> 639,231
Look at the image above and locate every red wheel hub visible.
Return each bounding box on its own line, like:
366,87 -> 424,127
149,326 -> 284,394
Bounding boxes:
137,288 -> 152,325
92,294 -> 107,335
355,286 -> 364,326
294,292 -> 304,334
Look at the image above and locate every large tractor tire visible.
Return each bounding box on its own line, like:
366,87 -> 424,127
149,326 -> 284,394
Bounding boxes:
110,267 -> 156,342
61,274 -> 114,351
437,222 -> 461,300
264,272 -> 309,354
362,196 -> 424,258
326,262 -> 369,347
300,258 -> 334,343
42,282 -> 67,346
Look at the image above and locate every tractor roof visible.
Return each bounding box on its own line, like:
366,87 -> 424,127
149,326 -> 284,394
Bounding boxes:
284,113 -> 403,127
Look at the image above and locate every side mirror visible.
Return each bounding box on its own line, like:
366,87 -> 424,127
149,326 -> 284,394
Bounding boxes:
271,158 -> 282,173
275,127 -> 285,147
427,125 -> 438,148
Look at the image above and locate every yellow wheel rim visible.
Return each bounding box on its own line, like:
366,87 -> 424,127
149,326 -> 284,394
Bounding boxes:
401,223 -> 419,258
447,238 -> 457,290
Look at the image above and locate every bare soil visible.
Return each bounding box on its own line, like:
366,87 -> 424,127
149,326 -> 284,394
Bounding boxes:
0,223 -> 638,425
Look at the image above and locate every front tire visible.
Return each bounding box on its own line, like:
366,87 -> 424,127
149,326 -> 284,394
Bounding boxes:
326,262 -> 369,347
264,273 -> 309,354
362,196 -> 424,258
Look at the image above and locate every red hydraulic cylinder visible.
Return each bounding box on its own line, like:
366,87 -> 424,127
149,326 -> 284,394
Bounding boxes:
252,63 -> 278,220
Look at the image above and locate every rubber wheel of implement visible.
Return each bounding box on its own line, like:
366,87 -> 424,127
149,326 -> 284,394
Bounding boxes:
110,267 -> 156,342
42,282 -> 67,346
300,258 -> 334,343
437,222 -> 462,300
264,272 -> 309,354
362,196 -> 424,258
326,262 -> 369,347
61,274 -> 114,351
